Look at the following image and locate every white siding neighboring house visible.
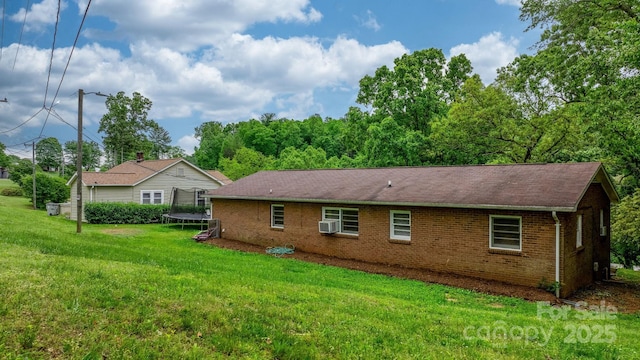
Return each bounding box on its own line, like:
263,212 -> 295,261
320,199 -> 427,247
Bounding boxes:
66,157 -> 231,221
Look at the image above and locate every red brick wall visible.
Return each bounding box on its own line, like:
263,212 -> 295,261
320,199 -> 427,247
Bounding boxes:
560,184 -> 611,297
213,199 -> 563,290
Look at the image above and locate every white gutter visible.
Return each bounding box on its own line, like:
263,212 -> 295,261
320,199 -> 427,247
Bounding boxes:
552,211 -> 561,298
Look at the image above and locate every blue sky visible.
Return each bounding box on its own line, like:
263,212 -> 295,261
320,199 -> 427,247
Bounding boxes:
0,0 -> 533,159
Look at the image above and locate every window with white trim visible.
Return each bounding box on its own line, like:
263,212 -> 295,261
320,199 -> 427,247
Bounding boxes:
196,190 -> 207,207
576,214 -> 583,248
390,210 -> 411,241
322,207 -> 359,235
490,215 -> 521,250
141,190 -> 163,204
271,204 -> 284,228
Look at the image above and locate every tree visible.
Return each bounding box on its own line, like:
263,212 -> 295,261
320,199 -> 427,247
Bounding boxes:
20,173 -> 69,209
35,137 -> 62,172
64,140 -> 102,171
611,189 -> 640,268
237,119 -> 277,157
342,107 -> 371,158
218,147 -> 274,180
193,121 -> 225,170
148,124 -> 172,159
356,48 -> 472,135
430,75 -> 587,164
517,0 -> 640,194
7,158 -> 38,184
165,146 -> 187,159
0,142 -> 9,168
269,119 -> 303,156
99,91 -> 156,165
275,146 -> 328,170
357,117 -> 427,168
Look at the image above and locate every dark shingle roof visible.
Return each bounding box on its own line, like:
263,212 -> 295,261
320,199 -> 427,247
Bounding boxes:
206,162 -> 618,212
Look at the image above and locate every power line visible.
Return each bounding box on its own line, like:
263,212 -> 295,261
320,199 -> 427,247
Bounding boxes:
42,0 -> 62,106
38,0 -> 62,136
0,107 -> 45,134
13,0 -> 31,70
3,135 -> 42,148
1,0 -> 5,63
39,0 -> 94,139
45,0 -> 93,112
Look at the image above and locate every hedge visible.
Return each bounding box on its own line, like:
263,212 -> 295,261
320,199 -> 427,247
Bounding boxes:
84,202 -> 170,224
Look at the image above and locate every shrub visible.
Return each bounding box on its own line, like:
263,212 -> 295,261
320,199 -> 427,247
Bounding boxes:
20,173 -> 69,209
7,158 -> 39,185
84,202 -> 170,224
611,190 -> 640,268
1,187 -> 23,197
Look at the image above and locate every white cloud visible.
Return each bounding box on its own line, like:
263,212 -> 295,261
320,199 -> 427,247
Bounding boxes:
355,10 -> 381,32
81,0 -> 323,52
449,32 -> 519,85
0,35 -> 406,143
177,134 -> 199,155
10,0 -> 68,31
495,0 -> 522,6
1,0 -> 408,154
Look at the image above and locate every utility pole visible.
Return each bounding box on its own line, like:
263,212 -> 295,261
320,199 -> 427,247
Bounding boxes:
77,89 -> 84,233
77,89 -> 107,233
26,142 -> 36,210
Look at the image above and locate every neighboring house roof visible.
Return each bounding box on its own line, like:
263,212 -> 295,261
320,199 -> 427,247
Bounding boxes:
206,170 -> 233,185
66,158 -> 227,187
206,162 -> 618,212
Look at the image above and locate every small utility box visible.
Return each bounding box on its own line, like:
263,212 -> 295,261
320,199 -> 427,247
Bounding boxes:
46,203 -> 60,216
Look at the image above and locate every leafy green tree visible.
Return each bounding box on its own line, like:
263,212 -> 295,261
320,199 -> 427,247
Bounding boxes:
237,119 -> 277,157
193,121 -> 225,169
0,142 -> 9,168
270,119 -> 303,156
148,124 -> 172,159
20,173 -> 69,209
165,146 -> 187,159
275,146 -> 328,170
518,0 -> 640,194
300,114 -> 324,146
356,48 -> 472,135
357,117 -> 427,167
99,91 -> 156,165
35,137 -> 62,172
342,107 -> 371,158
611,190 -> 640,268
218,147 -> 274,180
7,158 -> 38,184
64,140 -> 102,171
431,75 -> 586,164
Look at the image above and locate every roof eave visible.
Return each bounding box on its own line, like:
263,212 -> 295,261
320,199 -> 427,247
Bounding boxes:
205,195 -> 577,212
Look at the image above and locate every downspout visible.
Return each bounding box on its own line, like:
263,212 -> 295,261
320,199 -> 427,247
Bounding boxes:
552,211 -> 561,298
90,186 -> 95,202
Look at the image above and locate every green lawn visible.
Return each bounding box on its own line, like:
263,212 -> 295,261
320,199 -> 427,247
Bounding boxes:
1,179 -> 639,359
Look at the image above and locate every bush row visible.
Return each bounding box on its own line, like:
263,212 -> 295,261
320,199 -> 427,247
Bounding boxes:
84,202 -> 170,224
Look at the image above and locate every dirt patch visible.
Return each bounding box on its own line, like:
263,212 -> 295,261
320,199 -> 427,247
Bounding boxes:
568,279 -> 640,314
201,237 -> 640,313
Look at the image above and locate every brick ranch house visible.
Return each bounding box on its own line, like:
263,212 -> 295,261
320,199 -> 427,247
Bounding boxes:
205,162 -> 618,297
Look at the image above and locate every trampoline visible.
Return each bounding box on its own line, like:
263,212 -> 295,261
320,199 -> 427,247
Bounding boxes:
162,187 -> 212,229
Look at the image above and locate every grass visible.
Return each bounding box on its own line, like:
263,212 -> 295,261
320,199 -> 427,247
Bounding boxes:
1,178 -> 639,359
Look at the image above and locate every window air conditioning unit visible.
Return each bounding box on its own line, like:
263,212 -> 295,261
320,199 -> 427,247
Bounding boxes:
600,226 -> 607,236
318,220 -> 338,234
